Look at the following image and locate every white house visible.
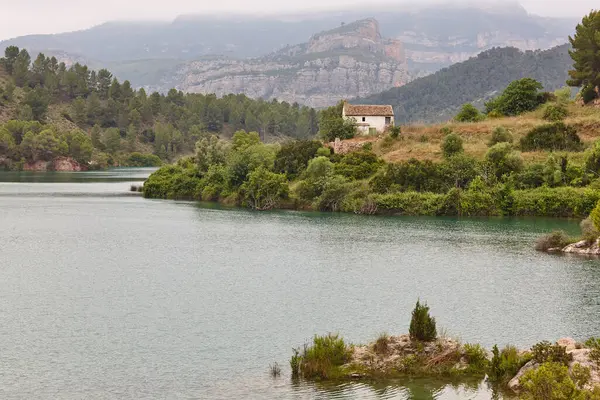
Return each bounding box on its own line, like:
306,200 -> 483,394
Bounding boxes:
342,102 -> 395,134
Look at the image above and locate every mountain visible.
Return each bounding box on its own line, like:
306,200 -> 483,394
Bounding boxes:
0,2 -> 576,93
356,44 -> 574,124
148,18 -> 412,108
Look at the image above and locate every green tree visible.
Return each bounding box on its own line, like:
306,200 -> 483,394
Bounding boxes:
71,97 -> 87,126
0,128 -> 17,157
567,10 -> 600,103
102,128 -> 121,154
17,104 -> 34,121
2,46 -> 20,75
441,133 -> 464,159
241,166 -> 289,210
22,87 -> 49,121
409,300 -> 437,342
90,124 -> 104,150
519,363 -> 582,400
12,49 -> 31,87
64,130 -> 93,164
196,135 -> 229,173
485,78 -> 545,116
319,101 -> 356,141
455,103 -> 483,122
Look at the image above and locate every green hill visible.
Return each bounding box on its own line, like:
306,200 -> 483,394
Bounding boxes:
357,45 -> 573,124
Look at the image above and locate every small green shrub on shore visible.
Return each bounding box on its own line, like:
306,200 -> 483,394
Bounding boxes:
535,231 -> 572,252
580,217 -> 600,243
463,344 -> 489,374
489,344 -> 531,384
590,201 -> 600,231
585,338 -> 600,367
519,362 -> 579,400
374,333 -> 390,355
298,334 -> 352,379
409,300 -> 437,342
531,341 -> 573,365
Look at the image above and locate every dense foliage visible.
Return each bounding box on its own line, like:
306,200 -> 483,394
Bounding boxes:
0,46 -> 321,168
568,10 -> 600,103
484,78 -> 546,116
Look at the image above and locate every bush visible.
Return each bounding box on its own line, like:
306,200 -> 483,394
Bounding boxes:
274,140 -> 322,179
580,217 -> 600,243
374,333 -> 390,355
240,166 -> 289,210
531,341 -> 573,365
441,133 -> 464,159
489,344 -> 531,383
409,300 -> 437,342
581,85 -> 598,104
519,362 -> 580,400
463,343 -> 489,374
455,103 -> 484,122
333,150 -> 383,180
123,152 -> 163,167
488,126 -> 513,146
585,338 -> 600,367
485,143 -> 523,179
300,334 -> 352,379
535,231 -> 572,252
388,125 -> 401,139
520,122 -> 582,152
543,103 -> 569,122
590,201 -> 600,232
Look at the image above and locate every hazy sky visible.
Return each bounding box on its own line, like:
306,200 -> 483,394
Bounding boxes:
0,0 -> 597,41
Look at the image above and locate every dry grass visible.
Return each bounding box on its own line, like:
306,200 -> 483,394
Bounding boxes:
374,104 -> 600,164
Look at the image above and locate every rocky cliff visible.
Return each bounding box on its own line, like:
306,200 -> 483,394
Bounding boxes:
152,19 -> 413,108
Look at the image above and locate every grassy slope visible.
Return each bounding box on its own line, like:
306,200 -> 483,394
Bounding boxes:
371,104 -> 600,165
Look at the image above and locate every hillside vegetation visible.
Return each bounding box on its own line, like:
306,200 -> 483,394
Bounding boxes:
0,47 -> 319,169
357,45 -> 573,124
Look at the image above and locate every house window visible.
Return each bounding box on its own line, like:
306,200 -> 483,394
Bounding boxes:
385,117 -> 391,125
362,117 -> 366,122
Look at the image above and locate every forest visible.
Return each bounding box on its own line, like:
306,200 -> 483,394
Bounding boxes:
0,46 -> 319,169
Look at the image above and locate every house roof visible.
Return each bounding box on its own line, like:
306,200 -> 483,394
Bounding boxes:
343,103 -> 394,117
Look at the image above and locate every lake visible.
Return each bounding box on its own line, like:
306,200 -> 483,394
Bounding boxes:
1,168 -> 600,399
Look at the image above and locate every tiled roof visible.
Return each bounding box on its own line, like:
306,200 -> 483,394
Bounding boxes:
343,103 -> 394,117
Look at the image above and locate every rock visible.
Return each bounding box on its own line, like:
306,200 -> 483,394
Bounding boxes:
53,157 -> 84,172
562,239 -> 600,255
557,337 -> 577,351
23,160 -> 49,171
508,360 -> 537,392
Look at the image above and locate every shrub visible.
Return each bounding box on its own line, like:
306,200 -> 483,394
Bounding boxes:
334,150 -> 383,180
300,334 -> 351,379
290,348 -> 301,378
487,110 -> 504,119
535,231 -> 572,252
485,143 -> 523,179
581,85 -> 598,104
519,362 -> 580,400
489,344 -> 530,383
531,341 -> 573,365
584,141 -> 600,174
240,166 -> 289,210
584,338 -> 600,367
269,362 -> 281,378
441,133 -> 464,159
274,140 -> 323,179
463,344 -> 489,374
554,86 -> 573,103
488,126 -> 513,146
520,122 -> 582,152
543,103 -> 569,122
388,125 -> 401,139
580,217 -> 600,243
409,300 -> 437,342
374,333 -> 390,355
591,201 -> 600,232
124,152 -> 163,167
571,363 -> 591,388
455,103 -> 484,122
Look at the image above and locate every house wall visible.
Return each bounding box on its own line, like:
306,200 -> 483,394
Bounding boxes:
344,115 -> 391,134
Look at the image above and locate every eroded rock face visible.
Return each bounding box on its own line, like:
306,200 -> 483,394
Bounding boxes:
23,157 -> 84,172
152,19 -> 412,109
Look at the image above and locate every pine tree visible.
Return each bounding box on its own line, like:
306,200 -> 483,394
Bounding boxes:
568,10 -> 600,102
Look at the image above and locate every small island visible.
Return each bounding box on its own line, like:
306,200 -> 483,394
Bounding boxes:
288,301 -> 600,398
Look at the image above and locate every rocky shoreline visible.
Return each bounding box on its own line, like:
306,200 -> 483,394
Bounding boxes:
561,239 -> 600,255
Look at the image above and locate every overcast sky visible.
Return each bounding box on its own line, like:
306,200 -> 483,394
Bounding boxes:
0,0 -> 597,41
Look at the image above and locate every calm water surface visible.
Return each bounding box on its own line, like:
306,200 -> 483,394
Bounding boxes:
1,169 -> 600,399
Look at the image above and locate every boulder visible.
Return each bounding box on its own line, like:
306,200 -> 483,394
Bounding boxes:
508,360 -> 537,391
